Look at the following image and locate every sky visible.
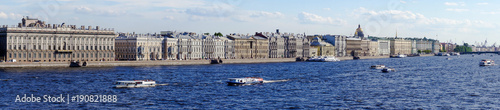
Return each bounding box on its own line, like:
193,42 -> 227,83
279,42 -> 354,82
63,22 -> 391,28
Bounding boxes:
0,0 -> 499,46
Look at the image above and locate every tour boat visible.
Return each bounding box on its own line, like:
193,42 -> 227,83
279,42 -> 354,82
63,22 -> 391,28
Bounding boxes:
381,67 -> 396,72
320,56 -> 340,62
227,77 -> 264,85
307,56 -> 339,62
395,54 -> 407,58
480,59 -> 495,66
114,80 -> 156,88
370,65 -> 386,69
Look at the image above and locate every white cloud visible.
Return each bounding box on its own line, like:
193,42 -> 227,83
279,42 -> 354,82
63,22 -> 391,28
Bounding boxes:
354,7 -> 493,28
0,12 -> 7,19
444,2 -> 465,6
477,2 -> 489,5
297,12 -> 346,25
185,3 -> 235,17
163,16 -> 174,20
323,8 -> 331,11
400,0 -> 407,4
446,8 -> 469,12
74,6 -> 130,16
250,11 -> 284,18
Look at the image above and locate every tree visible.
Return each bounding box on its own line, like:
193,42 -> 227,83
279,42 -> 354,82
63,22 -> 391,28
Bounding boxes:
418,50 -> 422,53
453,45 -> 472,52
423,50 -> 432,53
214,32 -> 223,37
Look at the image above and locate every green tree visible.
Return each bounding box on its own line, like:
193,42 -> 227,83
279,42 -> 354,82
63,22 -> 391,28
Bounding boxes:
453,45 -> 472,52
423,50 -> 432,53
214,32 -> 223,37
418,50 -> 422,53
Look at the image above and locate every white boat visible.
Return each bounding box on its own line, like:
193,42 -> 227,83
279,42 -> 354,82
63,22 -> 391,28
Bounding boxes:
451,52 -> 460,56
307,56 -> 339,62
320,56 -> 340,62
436,52 -> 450,56
114,80 -> 156,88
382,67 -> 396,72
446,57 -> 452,60
480,59 -> 495,66
392,54 -> 407,58
227,77 -> 264,85
370,65 -> 386,69
306,56 -> 321,62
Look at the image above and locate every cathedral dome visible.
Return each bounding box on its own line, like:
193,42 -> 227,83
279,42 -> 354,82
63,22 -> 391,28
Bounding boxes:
355,24 -> 364,38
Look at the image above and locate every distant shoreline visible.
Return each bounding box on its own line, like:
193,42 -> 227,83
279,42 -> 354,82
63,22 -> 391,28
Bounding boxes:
0,55 -> 435,68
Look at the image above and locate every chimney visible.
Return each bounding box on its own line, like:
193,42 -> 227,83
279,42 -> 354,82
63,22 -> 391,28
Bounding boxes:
96,26 -> 99,30
88,26 -> 91,30
53,24 -> 56,28
81,25 -> 85,30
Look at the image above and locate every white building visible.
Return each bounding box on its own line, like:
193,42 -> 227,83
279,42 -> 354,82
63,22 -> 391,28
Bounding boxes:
322,35 -> 347,57
115,33 -> 163,61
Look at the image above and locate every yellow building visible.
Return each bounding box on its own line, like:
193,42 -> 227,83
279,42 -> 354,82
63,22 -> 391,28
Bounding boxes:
227,34 -> 269,59
390,38 -> 412,55
310,37 -> 335,56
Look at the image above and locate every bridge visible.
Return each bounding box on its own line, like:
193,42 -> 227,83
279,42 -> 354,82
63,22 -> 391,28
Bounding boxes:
460,51 -> 500,54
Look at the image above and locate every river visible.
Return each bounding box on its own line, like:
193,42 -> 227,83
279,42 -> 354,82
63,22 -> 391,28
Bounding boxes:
1,55 -> 500,109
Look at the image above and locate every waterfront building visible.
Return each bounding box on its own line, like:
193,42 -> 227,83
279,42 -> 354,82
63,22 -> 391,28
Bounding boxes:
346,38 -> 362,56
219,37 -> 235,59
300,37 -> 310,58
432,41 -> 440,53
0,17 -> 115,62
266,35 -> 285,58
390,38 -> 412,55
440,43 -> 456,52
227,34 -> 269,59
163,38 -> 178,60
375,39 -> 391,56
115,33 -> 163,61
310,37 -> 335,56
322,35 -> 347,57
368,40 -> 379,56
202,35 -> 225,59
410,40 -> 417,54
284,35 -> 297,58
173,33 -> 203,60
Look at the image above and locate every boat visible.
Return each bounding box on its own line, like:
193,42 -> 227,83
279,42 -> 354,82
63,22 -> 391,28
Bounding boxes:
370,65 -> 386,69
114,80 -> 156,88
306,56 -> 339,62
226,77 -> 264,85
446,57 -> 452,60
391,54 -> 407,58
320,56 -> 340,62
353,56 -> 360,60
480,59 -> 495,66
381,67 -> 396,72
306,56 -> 321,62
436,52 -> 450,56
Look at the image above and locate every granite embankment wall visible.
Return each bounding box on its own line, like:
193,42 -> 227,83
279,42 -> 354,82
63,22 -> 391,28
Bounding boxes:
0,54 -> 436,68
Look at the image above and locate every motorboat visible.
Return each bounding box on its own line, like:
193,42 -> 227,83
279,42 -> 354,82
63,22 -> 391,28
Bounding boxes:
391,54 -> 407,58
319,56 -> 340,62
436,52 -> 450,56
370,65 -> 386,69
450,52 -> 460,56
307,56 -> 339,62
114,80 -> 156,88
306,56 -> 320,62
446,57 -> 452,60
227,77 -> 264,85
382,67 -> 396,72
480,59 -> 495,66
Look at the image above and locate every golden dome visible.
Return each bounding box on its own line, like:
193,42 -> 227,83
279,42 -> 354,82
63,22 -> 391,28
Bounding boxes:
355,24 -> 364,37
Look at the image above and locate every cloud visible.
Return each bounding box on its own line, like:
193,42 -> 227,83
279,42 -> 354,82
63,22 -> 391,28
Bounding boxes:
354,7 -> 493,28
444,2 -> 465,6
297,12 -> 346,25
0,12 -> 23,20
400,0 -> 407,4
185,3 -> 235,17
477,2 -> 489,5
163,16 -> 174,20
0,12 -> 7,19
323,8 -> 331,11
250,11 -> 284,18
74,6 -> 130,16
446,8 -> 469,12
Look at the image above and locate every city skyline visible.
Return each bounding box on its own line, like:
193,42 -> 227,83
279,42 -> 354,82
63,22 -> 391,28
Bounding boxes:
1,0 -> 499,46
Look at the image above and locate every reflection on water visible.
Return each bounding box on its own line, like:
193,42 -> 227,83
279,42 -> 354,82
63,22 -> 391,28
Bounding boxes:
1,55 -> 500,109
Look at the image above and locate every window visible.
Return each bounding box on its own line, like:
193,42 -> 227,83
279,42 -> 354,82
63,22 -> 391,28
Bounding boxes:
13,53 -> 16,58
48,54 -> 51,58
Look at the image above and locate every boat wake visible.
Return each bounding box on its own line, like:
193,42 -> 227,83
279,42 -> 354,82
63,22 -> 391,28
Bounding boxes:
156,83 -> 171,86
263,79 -> 290,83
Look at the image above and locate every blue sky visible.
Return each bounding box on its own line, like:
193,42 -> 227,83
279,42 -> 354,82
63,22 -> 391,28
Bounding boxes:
1,0 -> 499,46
